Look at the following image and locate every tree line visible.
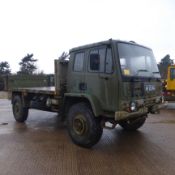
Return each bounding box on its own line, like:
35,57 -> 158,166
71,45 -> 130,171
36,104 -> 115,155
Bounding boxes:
0,54 -> 38,75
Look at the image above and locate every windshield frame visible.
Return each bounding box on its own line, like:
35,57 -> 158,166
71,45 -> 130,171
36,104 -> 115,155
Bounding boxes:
116,42 -> 161,79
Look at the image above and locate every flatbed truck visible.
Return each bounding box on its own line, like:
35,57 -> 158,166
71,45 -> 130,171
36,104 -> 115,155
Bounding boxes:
11,39 -> 162,148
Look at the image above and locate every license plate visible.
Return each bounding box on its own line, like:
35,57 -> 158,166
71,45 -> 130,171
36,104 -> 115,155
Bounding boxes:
145,85 -> 156,92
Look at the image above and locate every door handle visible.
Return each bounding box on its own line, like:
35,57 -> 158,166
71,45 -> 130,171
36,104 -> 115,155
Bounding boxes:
99,75 -> 110,80
79,82 -> 87,90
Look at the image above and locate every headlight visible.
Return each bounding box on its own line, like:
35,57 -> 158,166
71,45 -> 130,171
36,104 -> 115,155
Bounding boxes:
130,102 -> 136,111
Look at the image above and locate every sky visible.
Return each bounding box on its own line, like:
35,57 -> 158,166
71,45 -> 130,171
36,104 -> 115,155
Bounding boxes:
0,0 -> 175,73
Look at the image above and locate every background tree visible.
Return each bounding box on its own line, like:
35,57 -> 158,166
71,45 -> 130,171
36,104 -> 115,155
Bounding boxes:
18,54 -> 37,74
0,61 -> 11,75
158,54 -> 174,79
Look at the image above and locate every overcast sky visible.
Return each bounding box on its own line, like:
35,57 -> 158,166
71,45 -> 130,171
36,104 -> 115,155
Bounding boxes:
0,0 -> 174,73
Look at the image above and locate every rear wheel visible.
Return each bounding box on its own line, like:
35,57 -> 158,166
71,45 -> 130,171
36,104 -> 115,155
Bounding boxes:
67,103 -> 103,148
119,117 -> 146,131
12,95 -> 28,123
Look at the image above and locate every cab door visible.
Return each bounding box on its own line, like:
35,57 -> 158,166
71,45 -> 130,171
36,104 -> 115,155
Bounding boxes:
85,46 -> 117,111
99,47 -> 117,111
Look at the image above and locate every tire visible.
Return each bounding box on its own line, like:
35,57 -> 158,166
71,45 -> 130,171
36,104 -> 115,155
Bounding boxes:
119,117 -> 146,131
67,103 -> 103,148
12,95 -> 28,123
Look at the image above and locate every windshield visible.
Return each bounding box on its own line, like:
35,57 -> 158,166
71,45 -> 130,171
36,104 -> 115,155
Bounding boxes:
118,43 -> 161,78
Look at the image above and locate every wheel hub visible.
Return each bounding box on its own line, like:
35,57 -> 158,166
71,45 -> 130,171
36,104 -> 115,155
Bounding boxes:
73,115 -> 87,135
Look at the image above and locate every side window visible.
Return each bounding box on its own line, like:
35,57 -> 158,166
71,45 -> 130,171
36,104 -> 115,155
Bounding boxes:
105,48 -> 113,73
89,47 -> 113,73
89,50 -> 100,71
73,52 -> 84,72
89,48 -> 106,72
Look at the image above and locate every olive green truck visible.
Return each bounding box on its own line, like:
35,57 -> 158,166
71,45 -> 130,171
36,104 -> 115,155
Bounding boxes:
11,39 -> 162,148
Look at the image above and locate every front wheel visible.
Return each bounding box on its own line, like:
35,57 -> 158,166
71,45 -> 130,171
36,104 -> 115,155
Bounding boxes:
12,95 -> 29,123
119,117 -> 146,131
67,103 -> 103,148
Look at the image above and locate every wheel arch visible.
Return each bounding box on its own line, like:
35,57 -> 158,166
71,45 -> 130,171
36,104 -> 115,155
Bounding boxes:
64,93 -> 102,117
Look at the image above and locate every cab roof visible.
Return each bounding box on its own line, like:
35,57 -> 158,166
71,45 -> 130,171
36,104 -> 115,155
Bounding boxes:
69,39 -> 151,53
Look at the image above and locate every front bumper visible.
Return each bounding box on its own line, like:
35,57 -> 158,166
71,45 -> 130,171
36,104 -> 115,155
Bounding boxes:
115,104 -> 162,121
115,107 -> 148,121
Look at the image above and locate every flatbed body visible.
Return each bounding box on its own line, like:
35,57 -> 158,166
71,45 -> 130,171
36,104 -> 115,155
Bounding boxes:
11,86 -> 61,113
12,86 -> 56,95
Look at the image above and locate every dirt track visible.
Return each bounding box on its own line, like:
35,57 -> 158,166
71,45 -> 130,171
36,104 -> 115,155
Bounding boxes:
0,99 -> 175,175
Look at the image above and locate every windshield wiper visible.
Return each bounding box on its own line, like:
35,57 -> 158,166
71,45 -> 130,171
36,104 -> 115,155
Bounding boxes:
136,69 -> 149,75
152,71 -> 161,78
137,69 -> 148,72
152,71 -> 160,74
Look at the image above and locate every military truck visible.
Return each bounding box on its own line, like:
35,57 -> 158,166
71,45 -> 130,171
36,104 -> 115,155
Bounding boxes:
11,39 -> 162,148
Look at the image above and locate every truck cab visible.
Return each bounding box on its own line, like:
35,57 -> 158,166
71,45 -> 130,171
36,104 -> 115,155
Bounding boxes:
65,40 -> 162,120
